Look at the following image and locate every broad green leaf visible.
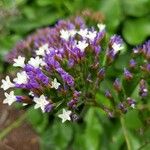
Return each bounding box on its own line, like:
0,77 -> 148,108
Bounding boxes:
124,110 -> 143,129
122,0 -> 150,17
27,107 -> 48,134
99,0 -> 123,33
40,120 -> 72,150
84,108 -> 102,150
122,17 -> 150,45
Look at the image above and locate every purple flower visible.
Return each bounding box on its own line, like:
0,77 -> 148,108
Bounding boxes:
129,59 -> 136,68
113,78 -> 122,92
124,68 -> 133,80
139,79 -> 148,97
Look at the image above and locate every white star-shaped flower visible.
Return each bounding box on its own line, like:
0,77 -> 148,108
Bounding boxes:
76,41 -> 89,52
29,91 -> 34,97
13,71 -> 28,84
131,104 -> 135,109
1,76 -> 14,90
28,56 -> 43,68
97,23 -> 106,32
78,29 -> 88,39
60,30 -> 70,41
33,95 -> 49,113
68,29 -> 77,37
51,78 -> 60,89
3,91 -> 17,106
112,43 -> 124,54
87,31 -> 97,41
36,43 -> 49,56
13,56 -> 25,68
58,109 -> 72,123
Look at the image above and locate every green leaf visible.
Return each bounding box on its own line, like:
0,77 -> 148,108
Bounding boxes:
122,0 -> 150,17
122,17 -> 150,45
99,0 -> 123,33
27,107 -> 48,134
124,110 -> 143,129
40,120 -> 72,150
84,108 -> 102,150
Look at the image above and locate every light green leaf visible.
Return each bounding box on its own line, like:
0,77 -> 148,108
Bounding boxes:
122,17 -> 150,45
122,0 -> 150,17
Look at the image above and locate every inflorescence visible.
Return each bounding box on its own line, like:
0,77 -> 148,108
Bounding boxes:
1,17 -> 150,123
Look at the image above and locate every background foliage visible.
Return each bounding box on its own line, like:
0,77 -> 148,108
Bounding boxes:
0,0 -> 150,149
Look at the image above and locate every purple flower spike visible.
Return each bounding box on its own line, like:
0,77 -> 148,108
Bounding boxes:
127,97 -> 136,108
98,67 -> 105,80
44,103 -> 53,112
118,103 -> 127,113
129,59 -> 136,68
124,68 -> 133,80
105,90 -> 112,99
139,79 -> 148,98
113,78 -> 122,92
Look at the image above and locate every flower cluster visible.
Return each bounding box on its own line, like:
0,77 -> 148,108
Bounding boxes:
1,16 -> 150,123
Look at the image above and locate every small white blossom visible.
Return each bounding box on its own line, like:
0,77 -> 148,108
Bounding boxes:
3,91 -> 17,106
29,91 -> 34,97
78,29 -> 88,39
97,23 -> 106,32
22,103 -> 28,106
51,78 -> 60,89
112,43 -> 124,54
58,109 -> 72,123
33,95 -> 49,113
76,41 -> 89,52
13,71 -> 28,84
87,31 -> 97,41
68,29 -> 77,37
13,56 -> 25,68
131,104 -> 135,109
1,76 -> 14,90
60,30 -> 70,41
36,43 -> 49,56
28,56 -> 43,68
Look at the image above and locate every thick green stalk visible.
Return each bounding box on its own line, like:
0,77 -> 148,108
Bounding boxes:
120,116 -> 132,150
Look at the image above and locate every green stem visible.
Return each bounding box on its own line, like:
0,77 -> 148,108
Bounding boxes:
0,113 -> 26,140
120,116 -> 132,150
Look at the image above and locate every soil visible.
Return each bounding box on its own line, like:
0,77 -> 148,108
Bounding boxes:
0,76 -> 40,150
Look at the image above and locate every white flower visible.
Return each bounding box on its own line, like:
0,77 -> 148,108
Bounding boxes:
87,31 -> 97,41
68,29 -> 77,37
13,71 -> 28,84
78,29 -> 88,38
3,91 -> 17,106
1,76 -> 14,90
29,91 -> 34,97
131,104 -> 135,109
112,43 -> 124,54
60,30 -> 70,41
13,56 -> 25,68
23,103 -> 28,106
76,41 -> 89,52
33,95 -> 49,113
36,43 -> 49,56
58,109 -> 72,123
97,23 -> 106,32
51,78 -> 60,89
28,56 -> 43,68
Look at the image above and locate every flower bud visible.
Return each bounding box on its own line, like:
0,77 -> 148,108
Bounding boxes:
124,68 -> 133,80
105,90 -> 112,99
113,78 -> 121,92
98,67 -> 105,80
139,79 -> 148,97
129,59 -> 136,68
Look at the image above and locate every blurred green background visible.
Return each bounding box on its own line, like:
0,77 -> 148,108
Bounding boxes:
0,0 -> 150,150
